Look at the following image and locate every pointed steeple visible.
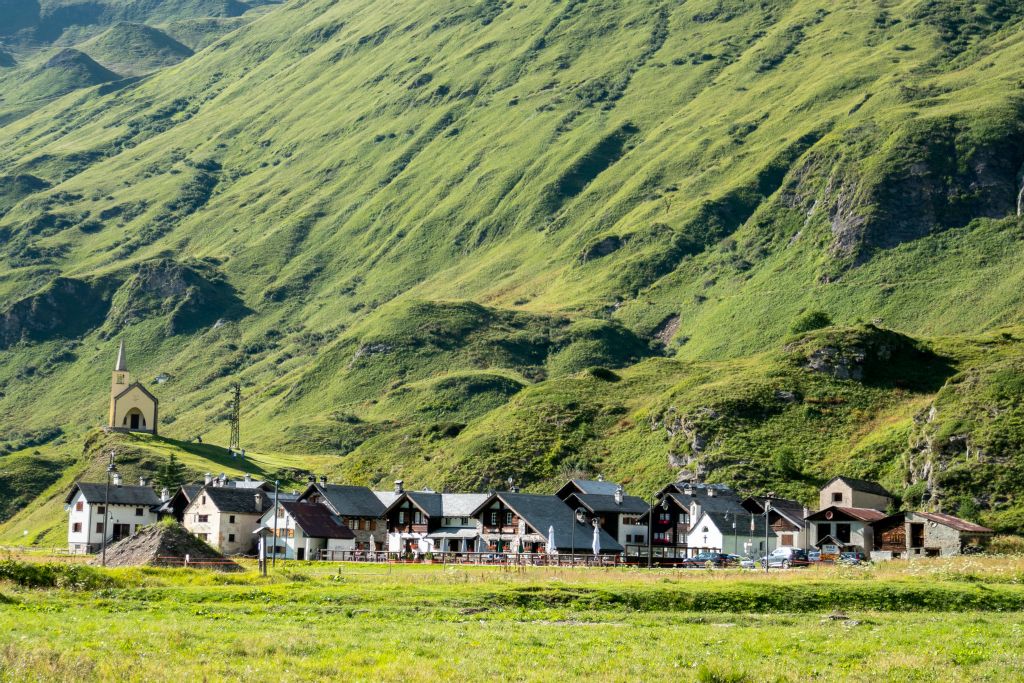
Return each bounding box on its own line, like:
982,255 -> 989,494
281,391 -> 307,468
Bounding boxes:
114,339 -> 128,372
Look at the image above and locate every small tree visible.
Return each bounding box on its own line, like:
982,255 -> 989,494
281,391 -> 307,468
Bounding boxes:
156,453 -> 186,491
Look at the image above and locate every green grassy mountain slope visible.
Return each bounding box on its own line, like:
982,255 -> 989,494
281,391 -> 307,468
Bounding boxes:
2,0 -> 1024,535
79,22 -> 194,75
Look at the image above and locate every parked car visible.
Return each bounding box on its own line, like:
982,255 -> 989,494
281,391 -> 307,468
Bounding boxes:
739,556 -> 761,570
837,551 -> 867,565
679,552 -> 738,568
760,547 -> 810,569
807,550 -> 821,563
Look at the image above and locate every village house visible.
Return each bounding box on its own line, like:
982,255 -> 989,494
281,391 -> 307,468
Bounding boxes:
561,486 -> 648,551
156,484 -> 202,523
297,481 -> 389,550
471,491 -> 623,555
871,511 -> 994,559
805,506 -> 886,557
819,476 -> 893,512
183,486 -> 277,554
686,506 -> 775,557
383,484 -> 487,554
255,501 -> 355,560
742,495 -> 813,549
107,340 -> 158,435
65,477 -> 163,553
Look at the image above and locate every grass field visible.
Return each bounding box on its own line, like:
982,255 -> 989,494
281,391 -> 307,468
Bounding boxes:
2,556 -> 1024,681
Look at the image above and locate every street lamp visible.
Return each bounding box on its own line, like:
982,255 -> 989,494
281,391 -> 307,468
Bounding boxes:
763,500 -> 772,574
101,450 -> 117,567
647,496 -> 670,569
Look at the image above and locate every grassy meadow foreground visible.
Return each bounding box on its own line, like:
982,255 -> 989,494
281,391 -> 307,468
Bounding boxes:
2,557 -> 1024,682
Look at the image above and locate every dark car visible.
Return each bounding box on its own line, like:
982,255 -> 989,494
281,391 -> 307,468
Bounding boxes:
760,547 -> 810,569
679,552 -> 738,568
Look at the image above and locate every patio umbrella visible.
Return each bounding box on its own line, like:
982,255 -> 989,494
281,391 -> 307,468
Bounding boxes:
591,524 -> 601,556
368,534 -> 375,551
547,525 -> 556,555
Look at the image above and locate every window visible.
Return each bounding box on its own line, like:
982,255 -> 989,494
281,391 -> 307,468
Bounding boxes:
276,507 -> 284,518
414,511 -> 423,525
353,519 -> 362,530
72,523 -> 82,533
398,511 -> 406,524
198,514 -> 209,523
288,529 -> 294,538
816,523 -> 831,543
135,507 -> 144,517
201,496 -> 206,505
832,492 -> 843,503
835,523 -> 851,544
370,520 -> 377,531
229,515 -> 236,524
75,501 -> 84,512
634,534 -> 645,544
96,522 -> 104,533
489,511 -> 498,526
658,512 -> 670,523
228,534 -> 236,543
505,511 -> 513,526
97,505 -> 106,515
461,517 -> 468,526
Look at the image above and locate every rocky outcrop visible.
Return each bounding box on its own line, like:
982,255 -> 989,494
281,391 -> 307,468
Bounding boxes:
804,344 -> 867,381
0,277 -> 113,349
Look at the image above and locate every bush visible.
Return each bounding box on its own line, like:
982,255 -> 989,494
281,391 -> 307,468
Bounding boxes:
988,535 -> 1024,555
790,310 -> 832,334
0,560 -> 113,590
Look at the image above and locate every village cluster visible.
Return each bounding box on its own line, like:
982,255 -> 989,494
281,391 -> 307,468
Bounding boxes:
65,342 -> 994,566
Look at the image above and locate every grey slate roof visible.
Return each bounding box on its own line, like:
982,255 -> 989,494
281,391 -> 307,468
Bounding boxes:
742,496 -> 809,526
66,483 -> 162,507
475,492 -> 623,553
441,493 -> 488,517
565,492 -> 648,515
695,510 -> 770,538
202,486 -> 272,514
557,479 -> 621,498
299,484 -> 386,518
373,491 -> 399,508
828,476 -> 892,498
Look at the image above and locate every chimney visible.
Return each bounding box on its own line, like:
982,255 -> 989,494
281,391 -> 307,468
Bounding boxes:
139,476 -> 147,487
596,474 -> 604,482
160,487 -> 170,502
614,485 -> 623,505
307,475 -> 316,485
394,480 -> 404,494
219,473 -> 227,487
255,492 -> 263,510
244,473 -> 252,482
112,472 -> 122,487
509,484 -> 519,493
319,475 -> 327,485
205,472 -> 213,486
707,488 -> 716,498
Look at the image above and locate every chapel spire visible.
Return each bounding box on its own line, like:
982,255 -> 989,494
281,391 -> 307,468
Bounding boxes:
114,339 -> 128,372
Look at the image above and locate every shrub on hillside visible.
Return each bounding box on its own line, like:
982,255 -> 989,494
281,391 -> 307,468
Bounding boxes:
790,310 -> 832,334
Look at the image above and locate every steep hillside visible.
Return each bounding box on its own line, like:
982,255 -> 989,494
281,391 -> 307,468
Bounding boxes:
80,22 -> 194,75
2,0 -> 1024,533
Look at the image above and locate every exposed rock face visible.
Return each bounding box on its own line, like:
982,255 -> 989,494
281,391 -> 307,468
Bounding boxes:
804,345 -> 867,381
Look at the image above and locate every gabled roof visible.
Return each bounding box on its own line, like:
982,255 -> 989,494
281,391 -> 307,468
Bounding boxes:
916,512 -> 993,534
66,482 -> 162,507
385,491 -> 443,518
441,493 -> 488,517
564,492 -> 648,515
555,478 -> 621,499
472,492 -> 623,553
690,510 -> 770,538
298,483 -> 386,518
742,496 -> 810,527
373,490 -> 399,507
806,506 -> 887,523
280,502 -> 355,540
113,381 -> 158,405
826,476 -> 892,498
199,486 -> 272,514
814,534 -> 854,549
878,511 -> 994,534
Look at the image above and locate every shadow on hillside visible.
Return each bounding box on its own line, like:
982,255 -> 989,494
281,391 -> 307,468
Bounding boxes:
156,436 -> 268,478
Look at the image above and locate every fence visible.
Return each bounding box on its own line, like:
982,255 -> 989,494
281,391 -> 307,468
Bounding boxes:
317,550 -> 622,566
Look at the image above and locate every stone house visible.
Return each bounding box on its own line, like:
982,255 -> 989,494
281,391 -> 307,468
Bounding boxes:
183,486 -> 274,555
66,478 -> 163,553
871,511 -> 994,559
818,476 -> 892,512
256,501 -> 355,560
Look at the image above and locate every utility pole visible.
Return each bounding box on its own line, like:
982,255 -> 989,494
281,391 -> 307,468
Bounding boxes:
101,450 -> 117,567
764,500 -> 771,574
271,479 -> 280,567
228,382 -> 241,455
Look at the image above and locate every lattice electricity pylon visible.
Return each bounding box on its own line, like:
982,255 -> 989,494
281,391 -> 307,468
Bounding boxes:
228,382 -> 241,455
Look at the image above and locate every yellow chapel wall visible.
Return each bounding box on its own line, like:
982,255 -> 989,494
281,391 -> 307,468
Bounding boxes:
111,386 -> 158,435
